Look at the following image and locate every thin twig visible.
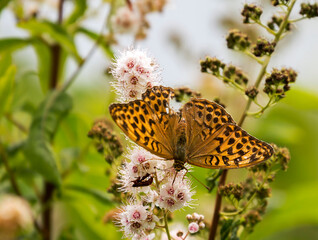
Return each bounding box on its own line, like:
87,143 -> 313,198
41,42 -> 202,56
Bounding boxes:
5,113 -> 28,134
208,169 -> 227,240
163,210 -> 172,240
41,1 -> 65,239
0,142 -> 22,196
208,1 -> 297,239
61,11 -> 109,93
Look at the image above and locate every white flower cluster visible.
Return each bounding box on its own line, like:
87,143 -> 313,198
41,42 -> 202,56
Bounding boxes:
116,146 -> 195,239
117,203 -> 158,239
111,48 -> 161,101
111,6 -> 141,34
111,0 -> 168,36
157,176 -> 193,212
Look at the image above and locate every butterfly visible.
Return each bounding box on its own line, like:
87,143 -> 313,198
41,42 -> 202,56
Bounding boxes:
109,86 -> 273,171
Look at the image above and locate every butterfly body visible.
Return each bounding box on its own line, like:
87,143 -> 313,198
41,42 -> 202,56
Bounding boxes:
109,86 -> 273,170
173,120 -> 187,170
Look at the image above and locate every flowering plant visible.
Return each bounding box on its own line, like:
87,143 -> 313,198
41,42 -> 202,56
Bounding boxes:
0,0 -> 318,240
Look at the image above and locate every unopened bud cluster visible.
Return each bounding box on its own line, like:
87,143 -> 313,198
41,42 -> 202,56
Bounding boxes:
268,15 -> 291,31
252,38 -> 276,57
87,119 -> 123,164
300,3 -> 318,19
186,213 -> 205,234
200,57 -> 224,75
273,145 -> 291,171
224,65 -> 249,85
219,183 -> 244,201
242,210 -> 262,231
245,87 -> 259,99
263,68 -> 297,100
174,87 -> 201,102
219,142 -> 291,238
200,57 -> 249,87
250,145 -> 290,175
271,0 -> 290,6
226,29 -> 251,51
241,4 -> 263,23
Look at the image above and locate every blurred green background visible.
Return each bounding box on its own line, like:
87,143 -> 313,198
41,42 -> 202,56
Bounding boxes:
0,0 -> 318,240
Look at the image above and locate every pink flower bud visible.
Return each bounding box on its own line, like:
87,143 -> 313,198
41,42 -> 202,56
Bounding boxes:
188,222 -> 199,234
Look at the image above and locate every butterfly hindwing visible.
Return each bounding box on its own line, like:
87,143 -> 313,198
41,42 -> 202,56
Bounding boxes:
187,123 -> 273,168
183,98 -> 236,158
109,99 -> 174,159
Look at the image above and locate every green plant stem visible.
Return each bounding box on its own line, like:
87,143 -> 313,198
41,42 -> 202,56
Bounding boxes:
255,20 -> 276,35
208,1 -> 297,239
163,209 -> 172,240
289,16 -> 306,22
244,50 -> 264,64
154,170 -> 171,240
220,75 -> 245,92
238,0 -> 296,126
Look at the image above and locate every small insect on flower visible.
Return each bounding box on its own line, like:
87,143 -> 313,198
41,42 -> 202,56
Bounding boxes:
110,49 -> 161,102
118,147 -> 166,194
132,173 -> 154,187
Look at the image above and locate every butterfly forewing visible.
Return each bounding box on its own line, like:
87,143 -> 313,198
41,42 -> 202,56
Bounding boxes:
109,100 -> 174,159
109,86 -> 179,159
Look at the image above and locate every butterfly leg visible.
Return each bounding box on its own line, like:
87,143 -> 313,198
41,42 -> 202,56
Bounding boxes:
184,168 -> 211,191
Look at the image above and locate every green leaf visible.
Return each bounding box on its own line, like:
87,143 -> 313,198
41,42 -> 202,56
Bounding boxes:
31,39 -> 52,94
66,0 -> 87,25
60,202 -> 107,240
64,184 -> 113,205
18,20 -> 81,62
24,91 -> 73,185
0,52 -> 12,75
0,38 -> 31,53
76,27 -> 114,59
0,0 -> 11,13
249,182 -> 318,239
0,65 -> 16,117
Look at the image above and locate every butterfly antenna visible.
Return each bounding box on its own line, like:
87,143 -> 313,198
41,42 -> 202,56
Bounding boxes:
187,171 -> 211,191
